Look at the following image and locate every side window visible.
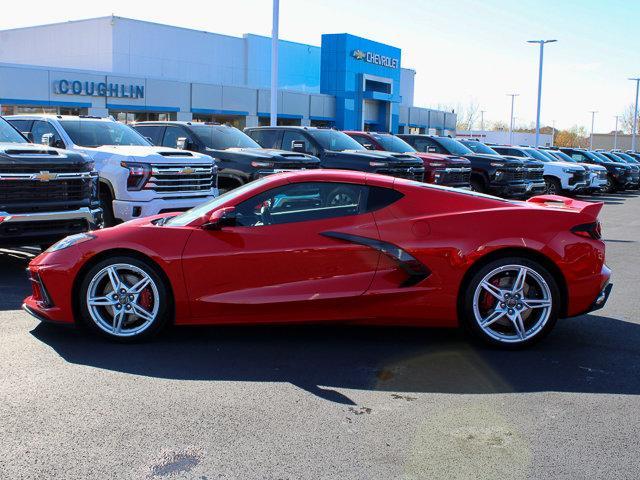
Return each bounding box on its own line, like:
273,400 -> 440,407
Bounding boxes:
281,131 -> 316,155
162,126 -> 190,148
571,153 -> 586,162
32,121 -> 64,148
414,138 -> 443,154
349,134 -> 373,148
248,129 -> 279,148
234,182 -> 369,227
7,119 -> 32,136
135,125 -> 164,145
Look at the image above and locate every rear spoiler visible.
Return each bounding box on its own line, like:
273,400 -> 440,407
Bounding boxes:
526,194 -> 604,220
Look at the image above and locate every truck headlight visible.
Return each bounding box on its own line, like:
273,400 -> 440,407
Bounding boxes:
121,161 -> 151,191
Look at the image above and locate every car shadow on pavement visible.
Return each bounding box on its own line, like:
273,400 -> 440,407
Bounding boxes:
30,313 -> 640,404
0,249 -> 36,311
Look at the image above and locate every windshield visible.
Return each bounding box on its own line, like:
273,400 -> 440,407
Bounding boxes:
306,129 -> 365,151
191,125 -> 260,150
59,120 -> 151,147
522,148 -> 550,161
165,177 -> 273,227
0,118 -> 28,144
547,150 -> 576,163
590,151 -> 613,163
611,152 -> 638,163
460,140 -> 499,155
435,137 -> 473,156
370,134 -> 415,153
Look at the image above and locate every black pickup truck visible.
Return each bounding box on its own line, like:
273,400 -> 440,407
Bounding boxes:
133,122 -> 320,193
0,117 -> 101,248
398,135 -> 542,197
244,126 -> 425,182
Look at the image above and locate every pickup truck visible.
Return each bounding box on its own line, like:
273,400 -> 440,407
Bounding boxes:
560,148 -> 632,193
244,126 -> 425,183
398,135 -> 542,198
7,115 -> 218,226
133,121 -> 320,193
0,116 -> 101,248
343,131 -> 471,188
541,148 -> 608,194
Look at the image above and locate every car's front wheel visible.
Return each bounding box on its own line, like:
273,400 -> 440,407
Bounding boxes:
461,257 -> 560,348
78,256 -> 169,341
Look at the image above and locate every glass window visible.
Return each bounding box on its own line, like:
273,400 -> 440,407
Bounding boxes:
460,140 -> 500,155
413,137 -> 444,154
59,119 -> 150,147
6,119 -> 32,135
0,118 -> 28,143
190,125 -> 259,150
32,121 -> 64,148
522,148 -> 550,161
431,137 -> 473,156
134,125 -> 165,145
282,131 -> 315,155
305,129 -> 365,152
162,126 -> 190,148
247,129 -> 279,149
370,134 -> 415,153
234,182 -> 369,227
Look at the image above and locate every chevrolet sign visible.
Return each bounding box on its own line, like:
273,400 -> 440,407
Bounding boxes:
31,171 -> 57,182
351,49 -> 399,69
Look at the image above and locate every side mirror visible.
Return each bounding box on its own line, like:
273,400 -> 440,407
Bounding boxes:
176,137 -> 187,150
41,133 -> 55,147
291,140 -> 307,153
203,206 -> 236,230
362,143 -> 375,150
22,131 -> 34,143
144,136 -> 154,144
427,146 -> 437,153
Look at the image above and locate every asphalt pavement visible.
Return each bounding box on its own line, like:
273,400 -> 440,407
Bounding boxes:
1,191 -> 639,479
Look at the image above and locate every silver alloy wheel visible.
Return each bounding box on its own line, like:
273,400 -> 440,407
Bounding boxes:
472,264 -> 552,344
86,263 -> 160,337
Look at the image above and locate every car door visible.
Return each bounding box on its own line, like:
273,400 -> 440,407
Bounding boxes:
181,180 -> 382,323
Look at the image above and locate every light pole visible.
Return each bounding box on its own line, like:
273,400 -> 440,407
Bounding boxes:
551,120 -> 556,146
614,115 -> 621,150
507,94 -> 519,145
527,39 -> 557,147
629,77 -> 640,152
589,111 -> 598,150
270,0 -> 280,127
480,110 -> 486,140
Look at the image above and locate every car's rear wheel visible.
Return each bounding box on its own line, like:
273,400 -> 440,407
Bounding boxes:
79,256 -> 169,341
462,257 -> 560,348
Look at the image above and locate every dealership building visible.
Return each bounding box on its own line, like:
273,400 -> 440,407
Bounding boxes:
0,16 -> 455,134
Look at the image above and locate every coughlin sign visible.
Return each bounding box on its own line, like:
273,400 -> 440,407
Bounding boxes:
351,49 -> 399,69
54,80 -> 144,99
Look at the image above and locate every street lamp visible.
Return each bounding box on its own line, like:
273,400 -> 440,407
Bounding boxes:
507,94 -> 519,145
589,111 -> 598,150
527,39 -> 557,147
614,115 -> 621,150
480,110 -> 486,140
629,77 -> 640,152
551,120 -> 556,146
270,0 -> 280,127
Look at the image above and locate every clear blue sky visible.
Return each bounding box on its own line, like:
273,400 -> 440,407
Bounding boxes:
2,0 -> 638,132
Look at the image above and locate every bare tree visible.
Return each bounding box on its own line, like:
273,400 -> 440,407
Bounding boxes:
621,104 -> 636,134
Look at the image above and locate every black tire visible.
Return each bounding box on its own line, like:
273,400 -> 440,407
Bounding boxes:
78,255 -> 170,342
460,256 -> 560,349
544,177 -> 562,195
99,188 -> 117,227
469,177 -> 485,193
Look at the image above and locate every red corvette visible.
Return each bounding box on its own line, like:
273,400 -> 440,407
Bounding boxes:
23,170 -> 612,347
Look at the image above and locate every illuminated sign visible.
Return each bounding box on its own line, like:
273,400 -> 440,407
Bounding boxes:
53,80 -> 144,98
351,49 -> 398,69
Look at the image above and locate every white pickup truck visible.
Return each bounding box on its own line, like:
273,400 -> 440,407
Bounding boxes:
6,115 -> 218,226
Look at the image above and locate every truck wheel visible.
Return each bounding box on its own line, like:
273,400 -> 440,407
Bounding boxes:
99,188 -> 117,227
470,178 -> 485,193
544,177 -> 562,195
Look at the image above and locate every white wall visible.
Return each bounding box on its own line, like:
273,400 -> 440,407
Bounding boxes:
399,68 -> 415,107
456,130 -> 554,147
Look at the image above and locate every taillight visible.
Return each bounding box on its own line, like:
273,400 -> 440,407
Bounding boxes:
121,161 -> 151,191
571,221 -> 602,240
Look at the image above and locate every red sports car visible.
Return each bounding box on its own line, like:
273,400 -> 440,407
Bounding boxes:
23,170 -> 612,347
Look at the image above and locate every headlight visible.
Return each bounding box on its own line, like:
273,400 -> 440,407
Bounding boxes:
121,161 -> 151,190
563,168 -> 579,173
369,161 -> 388,167
47,233 -> 95,252
490,162 -> 505,167
251,161 -> 274,168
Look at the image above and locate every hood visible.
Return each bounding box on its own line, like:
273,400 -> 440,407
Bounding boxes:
579,162 -> 605,172
548,161 -> 585,171
466,152 -> 527,165
78,145 -> 212,164
0,142 -> 90,166
412,151 -> 471,166
329,149 -> 423,164
208,147 -> 320,165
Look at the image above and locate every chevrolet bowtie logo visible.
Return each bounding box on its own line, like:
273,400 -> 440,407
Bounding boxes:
179,167 -> 195,175
352,49 -> 366,60
32,171 -> 57,182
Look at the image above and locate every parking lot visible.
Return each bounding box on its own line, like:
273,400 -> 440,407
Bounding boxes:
0,191 -> 639,480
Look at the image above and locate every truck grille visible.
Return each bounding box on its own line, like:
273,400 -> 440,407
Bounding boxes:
146,164 -> 216,195
525,168 -> 544,182
569,171 -> 587,186
377,167 -> 425,182
0,172 -> 94,214
502,169 -> 526,181
0,163 -> 89,173
436,168 -> 471,185
0,218 -> 88,238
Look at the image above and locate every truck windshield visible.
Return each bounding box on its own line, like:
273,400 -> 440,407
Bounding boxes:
547,150 -> 578,163
589,151 -> 613,163
306,129 -> 365,151
522,149 -> 550,161
191,125 -> 261,150
435,137 -> 473,156
371,134 -> 416,153
59,120 -> 150,147
0,118 -> 28,144
460,141 -> 499,155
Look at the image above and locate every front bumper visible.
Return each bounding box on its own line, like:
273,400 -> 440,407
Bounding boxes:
0,207 -> 103,246
112,191 -> 218,221
491,180 -> 546,198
